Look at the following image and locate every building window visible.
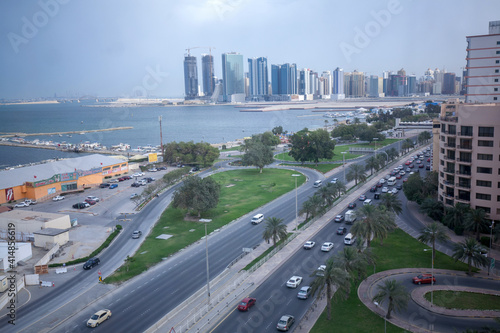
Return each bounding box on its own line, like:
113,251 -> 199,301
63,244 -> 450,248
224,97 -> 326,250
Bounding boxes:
497,60 -> 500,63
103,167 -> 111,171
477,153 -> 493,160
497,51 -> 500,54
498,195 -> 500,202
495,88 -> 499,92
476,193 -> 491,201
440,160 -> 444,166
478,140 -> 493,147
476,180 -> 492,187
460,126 -> 473,136
476,206 -> 491,213
496,69 -> 500,73
496,79 -> 499,82
478,127 -> 494,137
477,167 -> 492,174
495,97 -> 498,101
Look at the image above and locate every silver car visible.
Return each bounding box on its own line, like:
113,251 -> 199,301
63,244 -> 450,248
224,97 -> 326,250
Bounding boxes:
277,315 -> 295,331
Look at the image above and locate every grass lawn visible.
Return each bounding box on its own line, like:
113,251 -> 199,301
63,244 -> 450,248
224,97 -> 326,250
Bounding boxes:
355,138 -> 400,149
275,145 -> 361,162
279,163 -> 342,174
311,229 -> 471,333
106,169 -> 306,284
221,146 -> 241,152
424,291 -> 500,310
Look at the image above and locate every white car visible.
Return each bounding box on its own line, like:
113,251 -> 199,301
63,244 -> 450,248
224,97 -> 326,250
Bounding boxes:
398,165 -> 403,170
132,172 -> 145,177
303,241 -> 315,249
391,188 -> 399,194
330,178 -> 338,184
399,170 -> 406,176
14,202 -> 29,208
53,195 -> 65,201
86,196 -> 100,202
316,265 -> 326,276
286,276 -> 303,288
381,187 -> 388,193
321,242 -> 334,252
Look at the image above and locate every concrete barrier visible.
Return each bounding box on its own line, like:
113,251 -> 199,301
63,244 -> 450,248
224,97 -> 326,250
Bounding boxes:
55,268 -> 67,274
40,281 -> 53,287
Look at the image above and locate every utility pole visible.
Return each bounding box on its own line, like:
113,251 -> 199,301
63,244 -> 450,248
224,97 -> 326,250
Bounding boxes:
159,116 -> 164,161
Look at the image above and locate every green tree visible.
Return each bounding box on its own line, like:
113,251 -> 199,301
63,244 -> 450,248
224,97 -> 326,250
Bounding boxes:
172,176 -> 221,218
419,197 -> 444,221
452,238 -> 489,275
272,126 -> 286,135
351,205 -> 395,247
444,203 -> 470,235
403,173 -> 425,203
465,208 -> 490,241
365,156 -> 379,175
241,140 -> 274,173
418,222 -> 450,264
163,141 -> 219,167
330,181 -> 346,198
335,246 -> 367,283
318,184 -> 336,206
311,258 -> 351,320
372,279 -> 410,319
379,193 -> 403,215
387,147 -> 399,161
262,217 -> 288,247
299,199 -> 315,221
346,163 -> 366,185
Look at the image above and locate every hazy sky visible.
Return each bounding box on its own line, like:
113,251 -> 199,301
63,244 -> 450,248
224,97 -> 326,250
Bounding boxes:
0,0 -> 498,99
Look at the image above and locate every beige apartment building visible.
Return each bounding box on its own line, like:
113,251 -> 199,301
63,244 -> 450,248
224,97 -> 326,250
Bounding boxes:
437,102 -> 500,221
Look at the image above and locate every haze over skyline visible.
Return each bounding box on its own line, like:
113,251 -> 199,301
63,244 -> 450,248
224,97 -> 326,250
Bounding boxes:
0,0 -> 498,99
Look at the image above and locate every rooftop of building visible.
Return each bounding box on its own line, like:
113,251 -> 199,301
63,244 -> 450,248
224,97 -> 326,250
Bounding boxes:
0,210 -> 68,223
0,154 -> 126,189
33,228 -> 69,236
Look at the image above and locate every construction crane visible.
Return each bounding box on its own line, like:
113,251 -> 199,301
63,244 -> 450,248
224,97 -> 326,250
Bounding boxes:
185,46 -> 216,98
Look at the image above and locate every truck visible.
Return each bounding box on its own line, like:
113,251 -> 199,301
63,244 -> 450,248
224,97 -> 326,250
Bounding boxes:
345,210 -> 357,224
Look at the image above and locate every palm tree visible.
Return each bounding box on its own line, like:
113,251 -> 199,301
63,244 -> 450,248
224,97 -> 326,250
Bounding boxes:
418,222 -> 450,264
387,147 -> 399,161
380,193 -> 403,215
365,156 -> 379,175
318,184 -> 335,206
351,205 -> 394,247
310,258 -> 351,320
372,279 -> 410,319
309,194 -> 324,217
299,199 -> 314,221
335,247 -> 366,283
346,163 -> 366,186
452,237 -> 489,275
465,208 -> 490,241
444,203 -> 470,234
262,217 -> 288,247
419,197 -> 444,221
331,181 -> 346,198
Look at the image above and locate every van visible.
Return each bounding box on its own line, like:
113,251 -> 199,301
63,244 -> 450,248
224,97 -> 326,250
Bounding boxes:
313,180 -> 322,188
344,233 -> 356,245
363,199 -> 372,206
374,193 -> 380,200
251,213 -> 264,225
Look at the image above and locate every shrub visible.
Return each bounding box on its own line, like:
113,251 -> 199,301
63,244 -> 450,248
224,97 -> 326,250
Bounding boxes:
480,236 -> 491,247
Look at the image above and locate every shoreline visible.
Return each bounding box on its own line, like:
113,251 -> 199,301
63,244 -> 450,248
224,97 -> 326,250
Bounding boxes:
0,126 -> 133,138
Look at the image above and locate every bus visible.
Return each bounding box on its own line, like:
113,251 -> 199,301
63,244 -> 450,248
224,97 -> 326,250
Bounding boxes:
387,176 -> 397,186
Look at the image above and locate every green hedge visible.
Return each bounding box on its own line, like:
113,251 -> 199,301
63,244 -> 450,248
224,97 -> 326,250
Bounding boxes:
49,225 -> 122,267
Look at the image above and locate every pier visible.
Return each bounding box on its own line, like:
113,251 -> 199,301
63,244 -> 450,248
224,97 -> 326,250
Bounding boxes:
0,126 -> 133,138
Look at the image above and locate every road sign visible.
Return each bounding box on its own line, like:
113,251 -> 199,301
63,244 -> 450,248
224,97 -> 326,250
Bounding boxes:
98,270 -> 101,276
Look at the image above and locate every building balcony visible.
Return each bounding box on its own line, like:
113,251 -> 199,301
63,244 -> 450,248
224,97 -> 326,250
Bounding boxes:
456,158 -> 472,164
443,168 -> 455,174
457,145 -> 472,150
456,182 -> 471,189
441,116 -> 458,123
457,132 -> 473,137
443,155 -> 455,161
444,143 -> 456,149
455,196 -> 471,203
456,170 -> 472,178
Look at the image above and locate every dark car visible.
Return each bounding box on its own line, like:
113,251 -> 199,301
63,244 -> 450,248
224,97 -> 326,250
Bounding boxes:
359,195 -> 367,201
413,274 -> 436,285
419,164 -> 424,168
99,183 -> 110,188
158,166 -> 167,171
376,183 -> 382,188
83,257 -> 100,270
118,177 -> 126,182
374,193 -> 380,200
390,171 -> 396,176
131,182 -> 141,187
337,226 -> 347,235
73,202 -> 90,209
396,184 -> 403,190
426,165 -> 431,170
348,202 -> 357,209
369,186 -> 377,192
122,175 -> 132,180
237,297 -> 256,311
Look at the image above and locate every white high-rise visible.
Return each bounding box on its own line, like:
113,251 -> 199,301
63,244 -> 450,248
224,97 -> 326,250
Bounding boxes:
465,20 -> 500,103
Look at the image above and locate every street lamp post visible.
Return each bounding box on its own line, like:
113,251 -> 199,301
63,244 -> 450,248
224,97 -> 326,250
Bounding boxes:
488,221 -> 495,275
200,218 -> 212,307
292,174 -> 301,231
373,301 -> 387,333
341,152 -> 347,183
424,248 -> 434,306
373,138 -> 379,159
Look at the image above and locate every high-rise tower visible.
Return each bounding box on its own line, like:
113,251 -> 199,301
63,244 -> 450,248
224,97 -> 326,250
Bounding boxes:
221,52 -> 244,102
183,55 -> 198,100
202,54 -> 215,97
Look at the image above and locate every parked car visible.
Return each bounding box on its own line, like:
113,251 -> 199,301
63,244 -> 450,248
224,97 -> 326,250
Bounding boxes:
158,166 -> 167,171
24,199 -> 36,205
86,196 -> 100,202
117,177 -> 126,182
108,179 -> 119,183
321,242 -> 334,252
337,226 -> 347,235
277,315 -> 295,331
83,257 -> 100,270
303,241 -> 315,249
348,202 -> 357,209
297,286 -> 312,299
413,274 -> 436,285
121,175 -> 132,180
99,183 -> 110,188
286,276 -> 303,288
132,230 -> 142,239
53,195 -> 65,201
85,199 -> 97,205
109,184 -> 118,189
131,182 -> 141,187
132,172 -> 145,177
237,297 -> 256,311
14,202 -> 29,208
148,168 -> 158,172
333,215 -> 344,223
87,309 -> 111,327
73,202 -> 90,209
130,193 -> 139,199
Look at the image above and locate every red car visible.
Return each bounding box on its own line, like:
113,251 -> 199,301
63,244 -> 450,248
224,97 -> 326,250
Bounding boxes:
396,174 -> 402,179
413,274 -> 436,285
85,199 -> 97,205
237,297 -> 256,311
405,161 -> 411,165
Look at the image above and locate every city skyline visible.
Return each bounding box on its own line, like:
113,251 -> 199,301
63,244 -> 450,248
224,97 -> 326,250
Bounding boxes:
0,0 -> 499,99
